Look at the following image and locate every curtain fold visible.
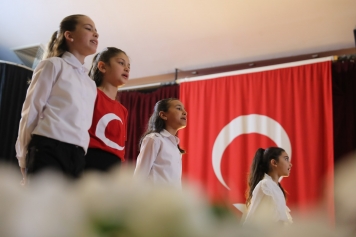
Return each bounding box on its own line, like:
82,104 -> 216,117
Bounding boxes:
118,85 -> 179,163
0,63 -> 32,165
332,60 -> 356,163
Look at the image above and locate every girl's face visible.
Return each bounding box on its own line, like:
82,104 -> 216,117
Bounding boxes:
69,16 -> 99,57
104,52 -> 130,87
275,151 -> 292,177
162,100 -> 187,130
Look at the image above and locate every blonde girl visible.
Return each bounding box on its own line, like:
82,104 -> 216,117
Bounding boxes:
16,14 -> 99,181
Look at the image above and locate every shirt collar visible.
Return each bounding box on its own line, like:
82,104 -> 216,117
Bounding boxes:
160,129 -> 180,144
62,52 -> 89,73
264,173 -> 278,185
264,173 -> 272,180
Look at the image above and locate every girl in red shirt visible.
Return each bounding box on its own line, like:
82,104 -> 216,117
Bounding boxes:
86,47 -> 130,172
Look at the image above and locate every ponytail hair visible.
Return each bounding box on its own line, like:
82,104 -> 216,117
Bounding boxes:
139,98 -> 186,154
43,14 -> 85,59
88,47 -> 127,87
246,147 -> 286,207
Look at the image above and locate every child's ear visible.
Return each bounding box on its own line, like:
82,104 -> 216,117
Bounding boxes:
159,111 -> 167,120
271,159 -> 278,167
64,31 -> 73,42
97,61 -> 106,73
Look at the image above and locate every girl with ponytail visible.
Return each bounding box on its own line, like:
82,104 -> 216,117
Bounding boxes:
16,14 -> 99,183
243,147 -> 293,225
85,47 -> 130,172
134,98 -> 187,188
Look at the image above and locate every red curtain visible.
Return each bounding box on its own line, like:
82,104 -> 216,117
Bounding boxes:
179,61 -> 334,218
118,85 -> 179,163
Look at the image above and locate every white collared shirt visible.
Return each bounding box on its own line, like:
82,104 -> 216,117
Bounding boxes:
134,129 -> 182,188
243,173 -> 293,225
15,52 -> 97,168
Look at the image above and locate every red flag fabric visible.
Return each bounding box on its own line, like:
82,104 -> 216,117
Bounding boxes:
178,59 -> 334,219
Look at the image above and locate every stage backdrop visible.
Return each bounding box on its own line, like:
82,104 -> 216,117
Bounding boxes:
178,58 -> 334,219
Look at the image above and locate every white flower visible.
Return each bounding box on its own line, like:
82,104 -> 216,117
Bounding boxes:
0,167 -> 87,237
6,157 -> 356,237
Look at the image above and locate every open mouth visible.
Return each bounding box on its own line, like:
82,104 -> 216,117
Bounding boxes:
181,117 -> 187,120
90,40 -> 98,45
122,74 -> 129,79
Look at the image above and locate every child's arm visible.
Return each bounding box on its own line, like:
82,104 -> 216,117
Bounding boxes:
134,136 -> 159,178
15,60 -> 56,169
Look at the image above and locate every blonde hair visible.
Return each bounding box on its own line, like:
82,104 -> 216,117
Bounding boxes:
43,14 -> 85,59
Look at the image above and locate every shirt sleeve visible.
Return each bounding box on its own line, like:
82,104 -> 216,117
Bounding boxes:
243,182 -> 279,225
15,60 -> 57,168
133,135 -> 159,178
243,183 -> 266,224
260,180 -> 290,223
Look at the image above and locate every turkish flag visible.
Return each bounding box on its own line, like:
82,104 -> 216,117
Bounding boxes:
179,59 -> 334,219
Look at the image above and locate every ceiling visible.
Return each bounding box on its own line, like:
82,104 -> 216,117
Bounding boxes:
1,0 -> 356,84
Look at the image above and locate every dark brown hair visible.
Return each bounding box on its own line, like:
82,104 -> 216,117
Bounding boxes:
246,147 -> 287,207
140,98 -> 186,154
88,47 -> 127,87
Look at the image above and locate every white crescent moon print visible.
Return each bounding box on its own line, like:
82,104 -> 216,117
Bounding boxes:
95,113 -> 125,151
212,114 -> 292,190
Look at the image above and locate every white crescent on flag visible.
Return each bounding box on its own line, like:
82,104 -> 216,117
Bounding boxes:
95,113 -> 125,151
212,114 -> 292,213
212,114 -> 292,190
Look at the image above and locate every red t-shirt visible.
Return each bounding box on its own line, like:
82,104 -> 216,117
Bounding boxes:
88,89 -> 128,161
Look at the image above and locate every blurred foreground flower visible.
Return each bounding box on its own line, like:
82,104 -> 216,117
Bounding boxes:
0,152 -> 355,237
334,151 -> 356,237
0,165 -> 241,237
